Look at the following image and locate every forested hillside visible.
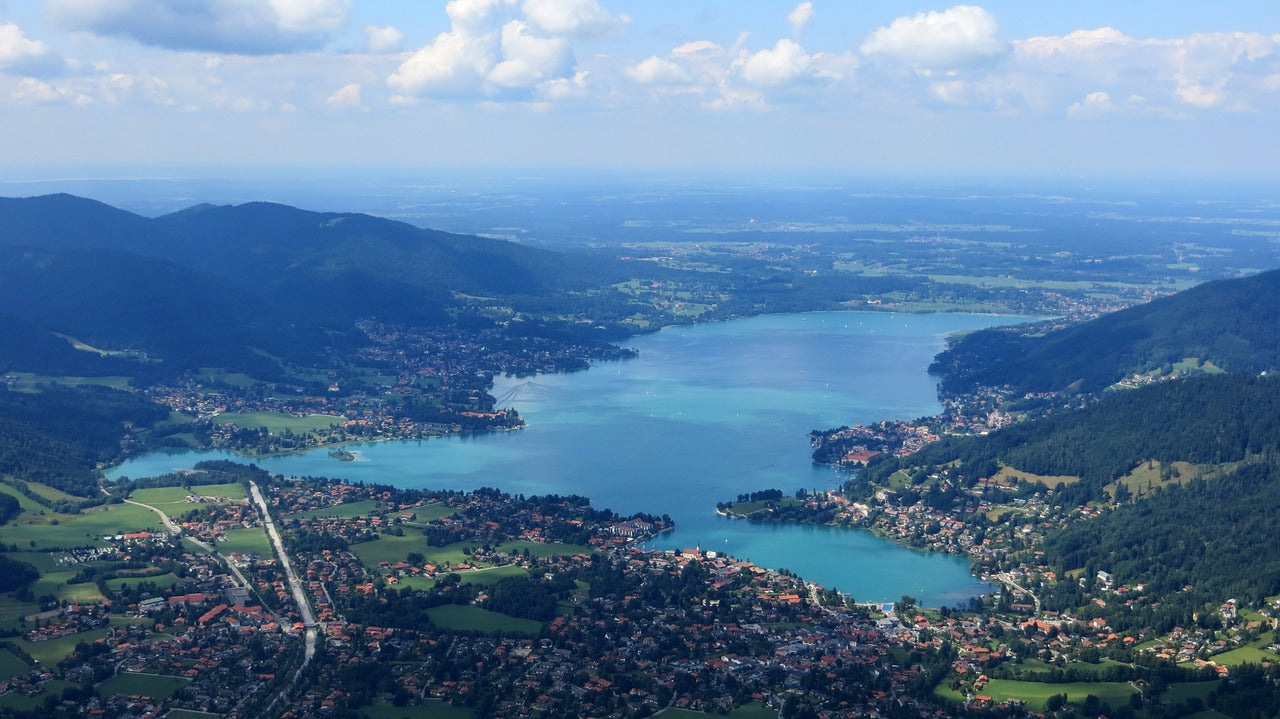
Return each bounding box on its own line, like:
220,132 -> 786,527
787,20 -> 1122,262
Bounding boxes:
0,386 -> 169,497
931,268 -> 1280,395
859,374 -> 1280,505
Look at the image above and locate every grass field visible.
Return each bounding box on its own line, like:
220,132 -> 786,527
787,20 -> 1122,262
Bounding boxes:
0,482 -> 50,517
659,702 -> 777,718
219,527 -> 272,557
425,605 -> 544,635
360,699 -> 474,719
21,481 -> 80,504
397,503 -> 456,524
213,411 -> 344,434
1207,645 -> 1280,666
97,672 -> 190,699
165,710 -> 224,719
6,372 -> 133,390
0,502 -> 162,550
351,529 -> 427,567
492,540 -> 593,558
0,596 -> 40,632
288,499 -> 381,520
105,572 -> 181,592
130,483 -> 246,518
995,465 -> 1079,489
0,679 -> 76,712
1162,681 -> 1221,704
969,679 -> 1138,711
13,626 -> 111,665
0,648 -> 30,681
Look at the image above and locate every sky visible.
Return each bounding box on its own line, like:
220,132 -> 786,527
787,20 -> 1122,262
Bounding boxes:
2,1 -> 1279,179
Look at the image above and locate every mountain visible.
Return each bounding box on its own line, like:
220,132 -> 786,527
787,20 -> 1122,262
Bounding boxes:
0,194 -> 626,377
931,268 -> 1280,395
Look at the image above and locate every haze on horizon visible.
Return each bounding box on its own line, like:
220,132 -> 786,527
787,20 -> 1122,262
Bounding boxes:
1,0 -> 1279,180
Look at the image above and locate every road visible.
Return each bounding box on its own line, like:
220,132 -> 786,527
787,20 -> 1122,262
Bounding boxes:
249,480 -> 321,716
994,571 -> 1041,612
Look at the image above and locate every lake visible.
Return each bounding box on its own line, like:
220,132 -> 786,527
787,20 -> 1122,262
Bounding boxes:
108,311 -> 1021,606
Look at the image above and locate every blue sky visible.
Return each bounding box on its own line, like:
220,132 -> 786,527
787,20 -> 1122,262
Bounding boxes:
2,1 -> 1279,179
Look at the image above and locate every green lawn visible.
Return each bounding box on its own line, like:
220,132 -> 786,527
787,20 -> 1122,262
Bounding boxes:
213,411 -> 344,434
165,710 -> 224,719
0,679 -> 77,712
1161,680 -> 1221,704
0,483 -> 50,517
454,565 -> 528,586
21,481 -> 80,504
0,503 -> 164,550
396,503 -> 456,524
425,605 -> 544,636
492,540 -> 593,558
972,679 -> 1138,711
659,702 -> 777,718
105,572 -> 181,592
0,595 -> 41,632
361,699 -> 474,719
1208,645 -> 1280,666
0,648 -> 31,681
219,527 -> 271,557
288,499 -> 380,520
6,372 -> 133,390
97,671 -> 189,699
14,626 -> 111,665
351,529 -> 427,567
130,483 -> 246,518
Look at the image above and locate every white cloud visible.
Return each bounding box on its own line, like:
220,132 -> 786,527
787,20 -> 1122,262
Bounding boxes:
12,76 -> 88,104
0,22 -> 63,76
326,82 -> 362,108
540,69 -> 588,99
627,56 -> 689,85
488,20 -> 571,88
521,0 -> 624,37
47,0 -> 351,54
861,5 -> 1004,71
364,25 -> 404,54
740,39 -> 812,88
1067,90 -> 1112,117
787,2 -> 814,37
387,29 -> 494,96
388,1 -> 600,99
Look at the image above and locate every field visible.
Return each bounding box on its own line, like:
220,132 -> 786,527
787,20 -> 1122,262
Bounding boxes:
1207,645 -> 1280,666
218,527 -> 272,557
971,679 -> 1138,711
288,499 -> 381,520
130,483 -> 246,518
398,503 -> 457,524
0,502 -> 162,550
212,411 -> 344,434
0,679 -> 77,712
351,529 -> 427,567
0,648 -> 30,681
424,605 -> 545,635
1162,681 -> 1221,705
5,372 -> 133,390
492,540 -> 593,558
105,572 -> 181,592
994,465 -> 1079,489
97,672 -> 190,699
13,626 -> 111,665
360,699 -> 474,719
165,711 -> 224,719
659,702 -> 777,718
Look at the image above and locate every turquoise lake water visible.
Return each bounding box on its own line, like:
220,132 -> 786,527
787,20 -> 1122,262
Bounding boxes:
108,311 -> 1020,606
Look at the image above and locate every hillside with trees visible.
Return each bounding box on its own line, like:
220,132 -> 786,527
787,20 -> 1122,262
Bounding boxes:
931,268 -> 1280,395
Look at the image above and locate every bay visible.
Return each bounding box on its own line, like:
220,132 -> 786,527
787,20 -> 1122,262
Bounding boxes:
108,311 -> 1020,606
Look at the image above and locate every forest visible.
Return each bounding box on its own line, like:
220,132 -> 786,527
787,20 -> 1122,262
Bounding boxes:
858,374 -> 1280,506
931,268 -> 1280,395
